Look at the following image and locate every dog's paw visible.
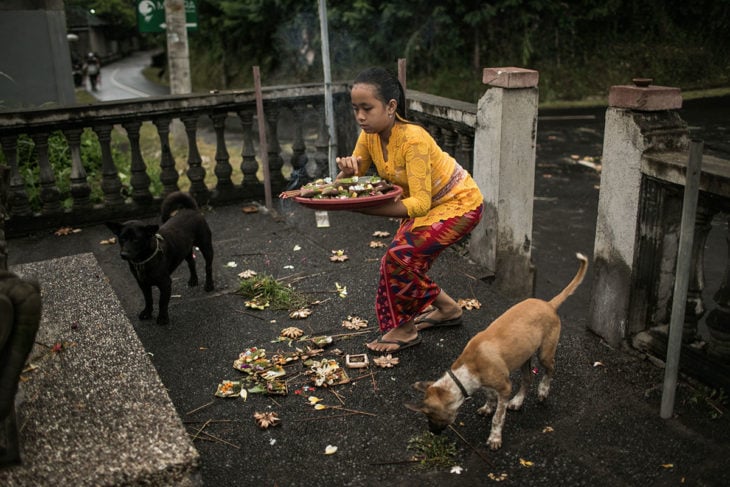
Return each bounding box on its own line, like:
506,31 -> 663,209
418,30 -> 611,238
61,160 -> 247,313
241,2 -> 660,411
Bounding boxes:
487,436 -> 502,450
204,281 -> 214,292
477,405 -> 494,416
139,309 -> 153,320
507,398 -> 525,410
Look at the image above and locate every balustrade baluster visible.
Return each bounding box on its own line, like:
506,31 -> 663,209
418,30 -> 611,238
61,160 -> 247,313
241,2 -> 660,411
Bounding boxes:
314,105 -> 329,178
181,115 -> 210,203
93,124 -> 124,207
706,215 -> 730,359
442,128 -> 458,158
153,117 -> 179,195
31,132 -> 61,213
457,131 -> 475,174
265,106 -> 285,190
64,128 -> 92,209
0,165 -> 7,270
237,109 -> 259,189
0,136 -> 32,216
210,112 -> 234,197
427,123 -> 441,146
288,102 -> 309,188
679,205 -> 715,342
122,121 -> 152,204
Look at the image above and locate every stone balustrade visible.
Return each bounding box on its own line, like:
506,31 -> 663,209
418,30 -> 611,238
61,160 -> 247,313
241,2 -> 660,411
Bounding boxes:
590,80 -> 730,389
0,84 -> 477,239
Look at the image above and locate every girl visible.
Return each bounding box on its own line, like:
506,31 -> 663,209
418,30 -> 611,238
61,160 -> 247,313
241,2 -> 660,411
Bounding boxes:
336,67 -> 484,353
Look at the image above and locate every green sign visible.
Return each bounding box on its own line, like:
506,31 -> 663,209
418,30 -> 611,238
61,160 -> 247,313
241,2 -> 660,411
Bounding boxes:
137,0 -> 198,33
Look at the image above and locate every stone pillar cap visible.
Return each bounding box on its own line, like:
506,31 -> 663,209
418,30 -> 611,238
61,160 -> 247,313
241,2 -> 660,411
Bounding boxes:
483,67 -> 539,88
608,79 -> 682,111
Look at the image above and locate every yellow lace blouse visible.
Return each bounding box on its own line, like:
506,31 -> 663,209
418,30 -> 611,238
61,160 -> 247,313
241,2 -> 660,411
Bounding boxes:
352,120 -> 483,228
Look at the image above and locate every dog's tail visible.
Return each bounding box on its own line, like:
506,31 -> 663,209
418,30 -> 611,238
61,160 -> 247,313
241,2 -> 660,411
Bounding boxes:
548,253 -> 589,309
161,191 -> 199,222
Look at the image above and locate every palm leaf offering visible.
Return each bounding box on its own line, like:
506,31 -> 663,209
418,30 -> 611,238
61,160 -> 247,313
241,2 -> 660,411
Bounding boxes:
280,176 -> 395,199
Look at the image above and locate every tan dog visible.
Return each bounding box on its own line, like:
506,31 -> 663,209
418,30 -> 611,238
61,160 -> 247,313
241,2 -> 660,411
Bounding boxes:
405,253 -> 588,450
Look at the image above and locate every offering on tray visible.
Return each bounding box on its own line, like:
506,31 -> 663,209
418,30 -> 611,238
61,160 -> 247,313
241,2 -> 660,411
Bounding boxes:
281,176 -> 403,211
280,176 -> 395,200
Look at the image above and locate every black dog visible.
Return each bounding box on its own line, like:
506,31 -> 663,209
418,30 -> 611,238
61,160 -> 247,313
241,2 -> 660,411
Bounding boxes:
106,192 -> 214,325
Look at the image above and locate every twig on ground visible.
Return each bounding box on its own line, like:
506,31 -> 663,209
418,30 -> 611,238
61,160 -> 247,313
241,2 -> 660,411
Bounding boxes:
328,406 -> 376,416
196,430 -> 240,449
369,459 -> 420,466
234,309 -> 267,320
186,400 -> 215,415
329,388 -> 346,405
349,371 -> 377,383
189,419 -> 211,442
448,424 -> 494,467
327,329 -> 374,339
183,419 -> 239,424
292,412 -> 360,422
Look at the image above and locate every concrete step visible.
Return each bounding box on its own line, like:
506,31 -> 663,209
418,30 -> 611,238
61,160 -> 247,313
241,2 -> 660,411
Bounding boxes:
1,253 -> 200,486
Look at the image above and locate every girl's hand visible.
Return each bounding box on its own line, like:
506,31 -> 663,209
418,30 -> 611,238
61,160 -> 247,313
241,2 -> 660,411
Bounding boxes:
335,156 -> 361,178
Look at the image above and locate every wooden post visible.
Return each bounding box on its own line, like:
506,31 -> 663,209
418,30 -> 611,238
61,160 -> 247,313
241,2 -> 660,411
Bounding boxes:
253,66 -> 272,211
397,59 -> 407,93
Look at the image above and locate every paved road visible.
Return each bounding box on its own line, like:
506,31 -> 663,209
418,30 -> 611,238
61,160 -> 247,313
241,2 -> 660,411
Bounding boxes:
87,50 -> 168,101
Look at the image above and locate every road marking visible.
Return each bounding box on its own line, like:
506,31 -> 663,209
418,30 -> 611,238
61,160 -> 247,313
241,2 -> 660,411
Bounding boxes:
109,68 -> 152,98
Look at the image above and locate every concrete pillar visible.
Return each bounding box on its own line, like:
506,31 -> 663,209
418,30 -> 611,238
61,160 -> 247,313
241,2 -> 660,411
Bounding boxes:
0,0 -> 75,108
469,67 -> 539,299
164,0 -> 191,95
589,80 -> 683,346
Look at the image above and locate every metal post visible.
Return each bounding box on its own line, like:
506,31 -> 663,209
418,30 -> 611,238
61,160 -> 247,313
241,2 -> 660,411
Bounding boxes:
318,0 -> 337,179
660,140 -> 704,419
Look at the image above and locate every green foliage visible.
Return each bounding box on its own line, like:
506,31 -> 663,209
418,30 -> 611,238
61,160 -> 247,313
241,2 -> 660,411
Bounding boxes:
189,0 -> 730,102
66,0 -> 137,38
3,128 -> 139,212
238,274 -> 309,311
407,432 -> 458,469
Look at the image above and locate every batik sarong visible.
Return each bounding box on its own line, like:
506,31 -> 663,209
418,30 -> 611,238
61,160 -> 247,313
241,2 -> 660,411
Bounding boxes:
375,204 -> 483,332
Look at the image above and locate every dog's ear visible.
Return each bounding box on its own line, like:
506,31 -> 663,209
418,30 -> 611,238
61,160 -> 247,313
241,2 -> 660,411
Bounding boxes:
105,222 -> 122,236
412,381 -> 434,393
404,401 -> 425,413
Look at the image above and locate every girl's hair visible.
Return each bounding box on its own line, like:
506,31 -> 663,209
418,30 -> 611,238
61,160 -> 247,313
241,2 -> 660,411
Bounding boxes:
354,67 -> 407,119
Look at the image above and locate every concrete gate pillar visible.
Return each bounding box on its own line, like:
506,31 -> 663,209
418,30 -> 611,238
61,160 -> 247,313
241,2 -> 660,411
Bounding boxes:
589,80 -> 684,346
469,67 -> 539,299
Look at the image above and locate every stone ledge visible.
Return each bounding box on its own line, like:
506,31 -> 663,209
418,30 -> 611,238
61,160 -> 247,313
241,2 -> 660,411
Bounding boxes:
608,84 -> 682,111
1,253 -> 200,486
482,67 -> 539,88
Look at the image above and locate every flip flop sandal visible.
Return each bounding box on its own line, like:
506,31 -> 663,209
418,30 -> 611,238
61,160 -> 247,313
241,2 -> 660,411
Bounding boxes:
414,315 -> 463,331
367,333 -> 422,354
413,305 -> 436,322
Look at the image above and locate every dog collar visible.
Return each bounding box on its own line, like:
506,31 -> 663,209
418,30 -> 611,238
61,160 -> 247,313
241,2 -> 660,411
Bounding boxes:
447,369 -> 471,401
132,234 -> 164,267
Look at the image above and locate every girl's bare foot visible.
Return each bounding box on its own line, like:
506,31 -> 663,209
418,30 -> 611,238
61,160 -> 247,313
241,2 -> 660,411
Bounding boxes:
366,322 -> 421,353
